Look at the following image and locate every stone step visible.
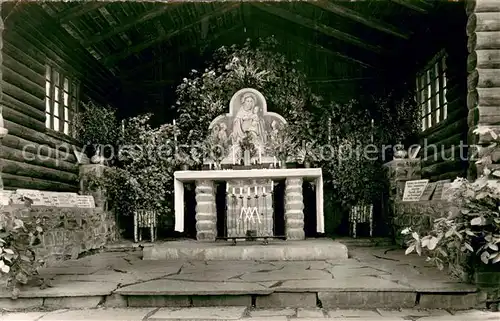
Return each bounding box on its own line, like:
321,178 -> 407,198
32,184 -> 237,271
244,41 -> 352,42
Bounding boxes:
143,239 -> 349,261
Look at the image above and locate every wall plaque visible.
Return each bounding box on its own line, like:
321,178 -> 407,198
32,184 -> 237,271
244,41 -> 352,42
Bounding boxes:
432,179 -> 451,200
420,182 -> 437,201
76,195 -> 95,208
15,189 -> 44,206
402,179 -> 429,201
0,191 -> 13,206
441,183 -> 453,200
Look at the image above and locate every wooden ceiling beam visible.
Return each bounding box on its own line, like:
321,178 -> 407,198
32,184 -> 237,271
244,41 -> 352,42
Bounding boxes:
58,2 -> 108,23
119,24 -> 242,79
252,3 -> 387,55
82,5 -> 173,47
309,0 -> 412,40
390,0 -> 431,14
102,3 -> 240,67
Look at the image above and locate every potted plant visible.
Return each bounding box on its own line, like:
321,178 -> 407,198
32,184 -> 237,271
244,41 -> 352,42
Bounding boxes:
73,101 -> 120,164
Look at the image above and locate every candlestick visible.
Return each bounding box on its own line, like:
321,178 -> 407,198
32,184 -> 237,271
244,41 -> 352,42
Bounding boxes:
371,118 -> 374,143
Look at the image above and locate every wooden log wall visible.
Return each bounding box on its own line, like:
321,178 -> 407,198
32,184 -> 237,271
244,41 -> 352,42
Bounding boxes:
0,3 -> 118,191
466,0 -> 500,179
420,3 -> 469,181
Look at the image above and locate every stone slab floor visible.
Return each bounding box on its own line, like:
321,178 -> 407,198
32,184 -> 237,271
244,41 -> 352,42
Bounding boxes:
0,245 -> 485,313
1,307 -> 498,321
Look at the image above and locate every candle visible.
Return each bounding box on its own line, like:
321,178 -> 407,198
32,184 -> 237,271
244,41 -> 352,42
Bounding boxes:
247,187 -> 250,196
263,187 -> 266,194
278,161 -> 282,168
254,186 -> 257,194
259,148 -> 262,164
232,187 -> 235,195
271,181 -> 274,192
232,146 -> 236,165
371,119 -> 374,143
226,184 -> 229,193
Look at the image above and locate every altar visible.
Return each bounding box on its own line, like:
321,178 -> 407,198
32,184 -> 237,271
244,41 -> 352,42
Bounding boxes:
173,88 -> 325,241
173,168 -> 324,241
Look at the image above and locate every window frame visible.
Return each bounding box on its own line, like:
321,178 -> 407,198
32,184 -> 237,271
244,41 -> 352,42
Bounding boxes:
416,50 -> 448,132
45,65 -> 80,136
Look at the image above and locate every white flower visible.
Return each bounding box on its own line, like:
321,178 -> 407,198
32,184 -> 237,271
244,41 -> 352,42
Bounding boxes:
191,69 -> 197,73
401,227 -> 412,235
183,78 -> 188,82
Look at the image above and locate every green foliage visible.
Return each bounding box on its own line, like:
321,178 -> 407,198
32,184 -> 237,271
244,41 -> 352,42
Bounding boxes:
404,126 -> 500,276
86,114 -> 177,216
175,37 -> 318,164
316,99 -> 387,207
0,197 -> 45,298
73,101 -> 120,148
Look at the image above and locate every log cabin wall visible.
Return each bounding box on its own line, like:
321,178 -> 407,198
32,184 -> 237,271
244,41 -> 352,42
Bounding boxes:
466,0 -> 500,179
0,3 -> 118,191
417,2 -> 469,181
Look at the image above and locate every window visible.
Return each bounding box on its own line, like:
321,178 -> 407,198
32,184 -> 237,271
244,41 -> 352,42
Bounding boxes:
416,52 -> 447,131
45,65 -> 79,135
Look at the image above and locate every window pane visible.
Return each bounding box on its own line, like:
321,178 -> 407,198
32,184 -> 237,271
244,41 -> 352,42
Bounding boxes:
54,87 -> 60,102
64,122 -> 69,135
45,113 -> 50,128
444,103 -> 448,119
45,81 -> 51,96
64,107 -> 69,121
427,100 -> 432,126
46,99 -> 50,113
64,92 -> 69,107
54,102 -> 59,117
53,70 -> 59,85
45,65 -> 51,80
64,78 -> 69,92
53,117 -> 59,131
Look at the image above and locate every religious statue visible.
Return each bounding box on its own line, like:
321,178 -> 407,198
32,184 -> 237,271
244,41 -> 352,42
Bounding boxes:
205,88 -> 287,165
231,92 -> 266,154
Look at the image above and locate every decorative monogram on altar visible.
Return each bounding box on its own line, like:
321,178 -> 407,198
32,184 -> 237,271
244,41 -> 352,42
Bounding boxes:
207,88 -> 287,164
240,206 -> 261,224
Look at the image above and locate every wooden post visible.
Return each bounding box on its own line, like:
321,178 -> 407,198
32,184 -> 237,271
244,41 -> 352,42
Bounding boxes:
466,0 -> 500,178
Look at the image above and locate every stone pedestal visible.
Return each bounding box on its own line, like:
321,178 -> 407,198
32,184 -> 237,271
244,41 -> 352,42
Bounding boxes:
79,164 -> 107,208
384,159 -> 421,201
285,177 -> 305,240
195,180 -> 217,241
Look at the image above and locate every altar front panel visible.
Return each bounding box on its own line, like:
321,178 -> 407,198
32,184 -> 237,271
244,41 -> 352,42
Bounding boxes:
225,180 -> 274,239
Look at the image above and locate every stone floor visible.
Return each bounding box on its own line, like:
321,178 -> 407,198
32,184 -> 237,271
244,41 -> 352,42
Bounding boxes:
1,307 -> 498,321
0,245 -> 481,311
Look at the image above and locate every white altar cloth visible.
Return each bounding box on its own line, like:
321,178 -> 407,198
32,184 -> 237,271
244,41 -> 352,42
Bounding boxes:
173,168 -> 324,234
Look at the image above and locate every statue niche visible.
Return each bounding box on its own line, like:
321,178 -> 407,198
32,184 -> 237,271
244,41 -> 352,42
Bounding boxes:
206,88 -> 287,165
